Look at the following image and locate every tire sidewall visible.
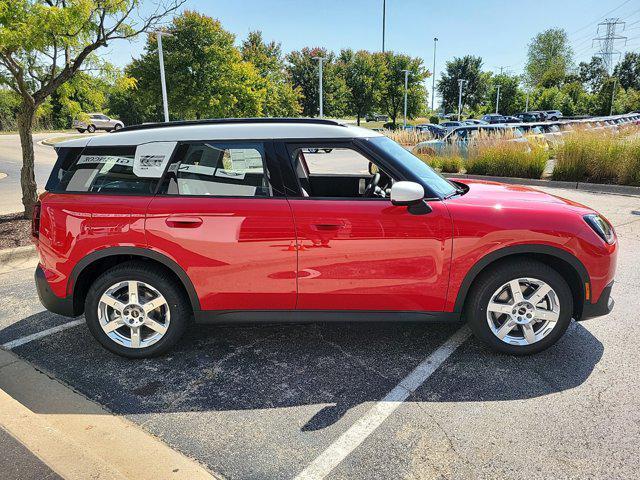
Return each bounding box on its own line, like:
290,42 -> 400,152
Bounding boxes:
466,261 -> 573,355
85,266 -> 187,358
87,125 -> 96,133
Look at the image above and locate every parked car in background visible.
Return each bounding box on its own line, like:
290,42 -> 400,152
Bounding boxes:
415,123 -> 447,138
514,112 -> 538,123
503,116 -> 521,123
365,113 -> 389,122
463,119 -> 488,125
73,113 -> 124,133
544,110 -> 563,121
528,111 -> 548,122
481,114 -> 506,124
439,121 -> 465,131
34,118 -> 617,357
414,124 -> 527,157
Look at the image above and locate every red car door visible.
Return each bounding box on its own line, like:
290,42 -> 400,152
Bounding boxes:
282,143 -> 453,312
145,141 -> 297,312
289,199 -> 451,311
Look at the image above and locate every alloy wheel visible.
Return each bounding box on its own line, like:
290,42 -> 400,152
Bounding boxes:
97,280 -> 170,348
486,277 -> 560,346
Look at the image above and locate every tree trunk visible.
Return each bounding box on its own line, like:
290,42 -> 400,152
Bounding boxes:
17,104 -> 38,219
357,114 -> 360,126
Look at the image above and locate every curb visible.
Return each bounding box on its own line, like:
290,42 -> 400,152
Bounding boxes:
0,245 -> 38,274
444,173 -> 640,197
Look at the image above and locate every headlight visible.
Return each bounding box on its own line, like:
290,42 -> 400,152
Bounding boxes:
584,214 -> 615,244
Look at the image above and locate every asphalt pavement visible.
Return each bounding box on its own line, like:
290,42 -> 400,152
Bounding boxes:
0,186 -> 638,478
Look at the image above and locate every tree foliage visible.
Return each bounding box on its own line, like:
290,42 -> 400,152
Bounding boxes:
579,56 -> 608,93
614,52 -> 640,91
525,28 -> 573,88
339,49 -> 387,125
379,52 -> 429,125
437,55 -> 486,114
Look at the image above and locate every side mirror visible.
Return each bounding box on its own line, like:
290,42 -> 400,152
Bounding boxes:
391,181 -> 424,206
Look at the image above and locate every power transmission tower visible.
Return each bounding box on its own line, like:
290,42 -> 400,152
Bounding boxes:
593,18 -> 627,74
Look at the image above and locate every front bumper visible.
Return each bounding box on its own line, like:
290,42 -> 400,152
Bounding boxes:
35,265 -> 76,317
580,281 -> 614,320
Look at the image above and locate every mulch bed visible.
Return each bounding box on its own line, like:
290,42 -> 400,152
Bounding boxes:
0,213 -> 32,250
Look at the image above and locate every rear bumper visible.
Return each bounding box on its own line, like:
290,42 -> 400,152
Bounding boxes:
35,265 -> 77,317
580,281 -> 614,320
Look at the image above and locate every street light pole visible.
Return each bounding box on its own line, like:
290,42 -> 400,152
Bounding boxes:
401,69 -> 410,127
495,85 -> 501,114
457,79 -> 466,121
382,0 -> 386,53
610,78 -> 617,116
525,91 -> 530,112
313,57 -> 326,118
155,31 -> 173,123
431,37 -> 438,112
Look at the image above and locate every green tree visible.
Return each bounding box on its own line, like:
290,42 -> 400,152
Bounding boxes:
486,73 -> 524,115
380,52 -> 429,126
286,47 -> 348,117
0,0 -> 182,216
578,56 -> 608,93
339,49 -> 387,125
525,28 -> 573,88
127,12 -> 268,121
613,52 -> 640,90
437,55 -> 486,114
240,31 -> 301,117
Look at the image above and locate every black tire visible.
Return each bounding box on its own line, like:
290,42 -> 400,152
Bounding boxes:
464,259 -> 573,355
84,261 -> 190,358
113,124 -> 122,131
87,124 -> 96,133
323,148 -> 333,153
76,128 -> 86,133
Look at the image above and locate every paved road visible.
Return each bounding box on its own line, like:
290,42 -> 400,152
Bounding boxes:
0,186 -> 638,479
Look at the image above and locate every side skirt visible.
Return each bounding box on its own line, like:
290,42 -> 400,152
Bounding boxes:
193,310 -> 462,324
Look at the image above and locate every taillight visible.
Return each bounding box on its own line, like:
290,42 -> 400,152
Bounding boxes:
32,202 -> 41,238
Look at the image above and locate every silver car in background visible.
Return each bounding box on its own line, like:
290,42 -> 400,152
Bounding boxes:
73,113 -> 124,133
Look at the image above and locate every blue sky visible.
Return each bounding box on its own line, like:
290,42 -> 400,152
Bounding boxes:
106,0 -> 640,101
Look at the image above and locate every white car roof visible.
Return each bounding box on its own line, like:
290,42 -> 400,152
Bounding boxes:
56,119 -> 382,148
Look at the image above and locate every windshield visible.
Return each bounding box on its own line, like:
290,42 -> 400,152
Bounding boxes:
368,136 -> 458,198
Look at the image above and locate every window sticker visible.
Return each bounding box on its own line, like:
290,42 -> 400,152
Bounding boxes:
77,155 -> 133,166
133,142 -> 177,178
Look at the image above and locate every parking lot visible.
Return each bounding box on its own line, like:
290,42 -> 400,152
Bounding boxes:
0,185 -> 638,479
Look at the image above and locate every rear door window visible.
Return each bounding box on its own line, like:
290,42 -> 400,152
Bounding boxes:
162,142 -> 272,197
47,145 -> 168,195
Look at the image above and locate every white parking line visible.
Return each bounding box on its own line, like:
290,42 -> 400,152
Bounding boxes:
1,319 -> 85,350
294,326 -> 471,480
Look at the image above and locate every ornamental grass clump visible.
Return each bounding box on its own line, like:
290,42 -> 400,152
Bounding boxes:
466,140 -> 550,179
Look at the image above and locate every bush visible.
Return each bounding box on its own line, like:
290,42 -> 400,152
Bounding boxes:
429,115 -> 439,124
554,128 -> 640,185
415,153 -> 463,173
466,141 -> 550,179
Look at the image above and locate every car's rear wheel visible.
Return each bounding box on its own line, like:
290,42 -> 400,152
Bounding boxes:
464,260 -> 573,355
85,261 -> 189,358
87,124 -> 96,133
113,124 -> 122,131
76,128 -> 86,133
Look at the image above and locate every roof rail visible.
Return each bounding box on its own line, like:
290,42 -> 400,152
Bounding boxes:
112,117 -> 346,133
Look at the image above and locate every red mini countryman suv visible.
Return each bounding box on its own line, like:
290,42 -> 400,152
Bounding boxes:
33,119 -> 617,358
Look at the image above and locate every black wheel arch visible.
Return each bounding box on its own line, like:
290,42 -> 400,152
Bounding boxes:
454,244 -> 590,319
69,247 -> 201,316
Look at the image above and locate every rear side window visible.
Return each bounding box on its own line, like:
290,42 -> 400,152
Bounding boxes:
47,146 -> 161,194
162,142 -> 271,197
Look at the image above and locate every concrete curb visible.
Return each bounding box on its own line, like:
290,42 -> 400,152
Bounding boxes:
0,348 -> 220,479
444,173 -> 640,197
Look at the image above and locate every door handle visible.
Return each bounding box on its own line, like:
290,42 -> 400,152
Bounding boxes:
165,216 -> 203,228
311,222 -> 343,231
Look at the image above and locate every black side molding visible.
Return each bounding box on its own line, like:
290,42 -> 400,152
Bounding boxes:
194,310 -> 461,324
35,265 -> 77,317
580,281 -> 614,320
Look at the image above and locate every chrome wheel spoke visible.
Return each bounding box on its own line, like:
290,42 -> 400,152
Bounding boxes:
130,326 -> 141,348
528,283 -> 552,306
535,308 -> 559,323
101,294 -> 125,313
144,318 -> 168,334
103,318 -> 125,333
522,323 -> 536,344
143,297 -> 167,314
128,281 -> 139,304
496,319 -> 517,340
508,280 -> 524,303
488,302 -> 513,316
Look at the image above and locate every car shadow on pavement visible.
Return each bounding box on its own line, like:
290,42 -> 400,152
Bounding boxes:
4,315 -> 603,431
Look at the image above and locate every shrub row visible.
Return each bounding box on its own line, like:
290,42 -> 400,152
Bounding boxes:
553,129 -> 640,186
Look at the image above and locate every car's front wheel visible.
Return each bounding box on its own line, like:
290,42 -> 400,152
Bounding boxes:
87,124 -> 96,133
465,260 -> 573,355
85,261 -> 189,358
76,128 -> 86,133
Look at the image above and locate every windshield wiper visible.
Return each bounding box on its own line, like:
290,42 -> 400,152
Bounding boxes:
443,188 -> 464,200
